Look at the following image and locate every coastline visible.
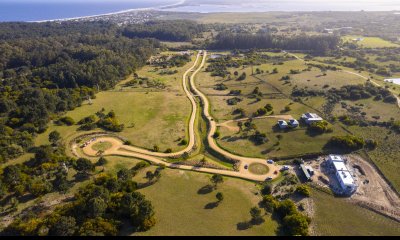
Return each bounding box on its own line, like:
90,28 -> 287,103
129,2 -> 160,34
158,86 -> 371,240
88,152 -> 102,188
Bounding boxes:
30,0 -> 186,23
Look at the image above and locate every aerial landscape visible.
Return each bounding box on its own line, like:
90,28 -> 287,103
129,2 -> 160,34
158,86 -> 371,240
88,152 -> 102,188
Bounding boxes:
0,0 -> 400,236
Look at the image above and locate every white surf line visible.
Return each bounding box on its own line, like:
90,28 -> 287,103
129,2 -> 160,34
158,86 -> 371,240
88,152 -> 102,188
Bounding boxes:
31,0 -> 186,23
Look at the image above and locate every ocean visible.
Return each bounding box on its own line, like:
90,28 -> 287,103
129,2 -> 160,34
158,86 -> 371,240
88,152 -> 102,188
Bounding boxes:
0,0 -> 400,22
0,0 -> 181,22
169,0 -> 400,13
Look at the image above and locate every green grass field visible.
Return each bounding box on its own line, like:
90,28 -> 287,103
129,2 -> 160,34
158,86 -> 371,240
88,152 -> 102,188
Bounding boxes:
91,141 -> 113,151
343,36 -> 400,48
34,53 -> 196,153
346,125 -> 400,192
312,189 -> 400,236
133,166 -> 279,236
217,118 -> 341,158
196,55 -> 351,158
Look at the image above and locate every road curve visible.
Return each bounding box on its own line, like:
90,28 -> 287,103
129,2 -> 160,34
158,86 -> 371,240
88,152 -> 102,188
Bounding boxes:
189,51 -> 279,178
78,51 -> 280,181
117,51 -> 203,158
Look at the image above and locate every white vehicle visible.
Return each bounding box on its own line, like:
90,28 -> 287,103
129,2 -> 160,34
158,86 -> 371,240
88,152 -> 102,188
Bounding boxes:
267,159 -> 274,164
281,165 -> 290,171
266,177 -> 273,181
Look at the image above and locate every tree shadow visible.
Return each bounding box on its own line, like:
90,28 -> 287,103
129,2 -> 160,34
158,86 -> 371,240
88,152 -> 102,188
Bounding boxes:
251,217 -> 265,226
197,184 -> 214,195
204,201 -> 220,209
237,221 -> 253,231
73,172 -> 91,183
18,193 -> 36,204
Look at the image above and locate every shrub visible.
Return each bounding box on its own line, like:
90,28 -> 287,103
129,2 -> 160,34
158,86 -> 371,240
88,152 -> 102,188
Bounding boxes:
58,116 -> 75,126
295,185 -> 310,197
327,135 -> 365,151
308,120 -> 333,134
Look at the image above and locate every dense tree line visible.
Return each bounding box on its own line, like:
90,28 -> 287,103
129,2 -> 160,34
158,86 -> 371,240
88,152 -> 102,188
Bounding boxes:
209,32 -> 340,55
0,22 -> 160,162
2,169 -> 156,236
122,20 -> 205,42
292,83 -> 395,104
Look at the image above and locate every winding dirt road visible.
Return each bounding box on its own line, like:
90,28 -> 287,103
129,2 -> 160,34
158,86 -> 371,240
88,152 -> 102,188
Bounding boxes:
77,51 -> 279,182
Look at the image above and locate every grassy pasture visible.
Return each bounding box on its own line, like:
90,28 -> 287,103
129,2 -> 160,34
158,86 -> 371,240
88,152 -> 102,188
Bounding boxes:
217,118 -> 341,158
34,53 -> 196,152
312,189 -> 400,236
133,167 -> 279,236
342,35 -> 400,48
347,125 -> 400,193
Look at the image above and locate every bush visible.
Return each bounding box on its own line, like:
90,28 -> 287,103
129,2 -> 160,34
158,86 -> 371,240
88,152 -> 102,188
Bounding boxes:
227,97 -> 243,105
213,131 -> 220,139
58,116 -> 75,126
327,135 -> 365,151
308,120 -> 333,134
295,185 -> 310,197
260,183 -> 273,195
282,213 -> 311,236
96,157 -> 108,166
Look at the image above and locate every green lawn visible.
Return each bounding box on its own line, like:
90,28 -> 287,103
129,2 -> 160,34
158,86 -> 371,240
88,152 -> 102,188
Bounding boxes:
133,167 -> 279,236
343,36 -> 400,48
248,163 -> 269,175
91,141 -> 113,151
312,189 -> 400,236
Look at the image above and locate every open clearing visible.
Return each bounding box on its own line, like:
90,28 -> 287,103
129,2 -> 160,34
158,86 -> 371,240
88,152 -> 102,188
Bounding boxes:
311,189 -> 400,236
35,53 -> 195,152
342,35 -> 400,48
133,167 -> 278,236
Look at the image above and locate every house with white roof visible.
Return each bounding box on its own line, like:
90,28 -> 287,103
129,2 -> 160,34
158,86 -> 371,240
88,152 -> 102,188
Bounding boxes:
278,120 -> 288,129
328,155 -> 357,194
301,113 -> 323,125
288,119 -> 299,128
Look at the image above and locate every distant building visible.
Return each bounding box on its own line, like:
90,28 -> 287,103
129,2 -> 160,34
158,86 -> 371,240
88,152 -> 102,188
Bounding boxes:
300,164 -> 314,181
301,113 -> 323,125
278,120 -> 288,129
288,119 -> 299,128
328,155 -> 357,194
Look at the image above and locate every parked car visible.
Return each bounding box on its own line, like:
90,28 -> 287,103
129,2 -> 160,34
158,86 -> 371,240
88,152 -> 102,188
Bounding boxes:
281,165 -> 290,171
266,177 -> 273,181
244,164 -> 248,170
267,159 -> 274,164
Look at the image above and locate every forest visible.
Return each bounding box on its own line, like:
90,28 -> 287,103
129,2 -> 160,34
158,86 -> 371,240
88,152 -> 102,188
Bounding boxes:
209,32 -> 340,54
0,22 -> 160,162
122,20 -> 205,42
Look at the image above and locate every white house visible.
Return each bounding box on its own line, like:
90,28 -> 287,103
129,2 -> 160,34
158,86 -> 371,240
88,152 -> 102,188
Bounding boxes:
301,113 -> 323,125
278,120 -> 288,129
289,119 -> 299,128
328,155 -> 357,194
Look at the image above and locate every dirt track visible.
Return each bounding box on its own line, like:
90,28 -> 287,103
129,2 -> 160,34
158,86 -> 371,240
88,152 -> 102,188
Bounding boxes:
77,51 -> 279,182
348,155 -> 400,220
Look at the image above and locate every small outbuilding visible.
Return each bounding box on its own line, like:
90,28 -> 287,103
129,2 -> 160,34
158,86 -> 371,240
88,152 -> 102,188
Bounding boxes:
300,164 -> 313,181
